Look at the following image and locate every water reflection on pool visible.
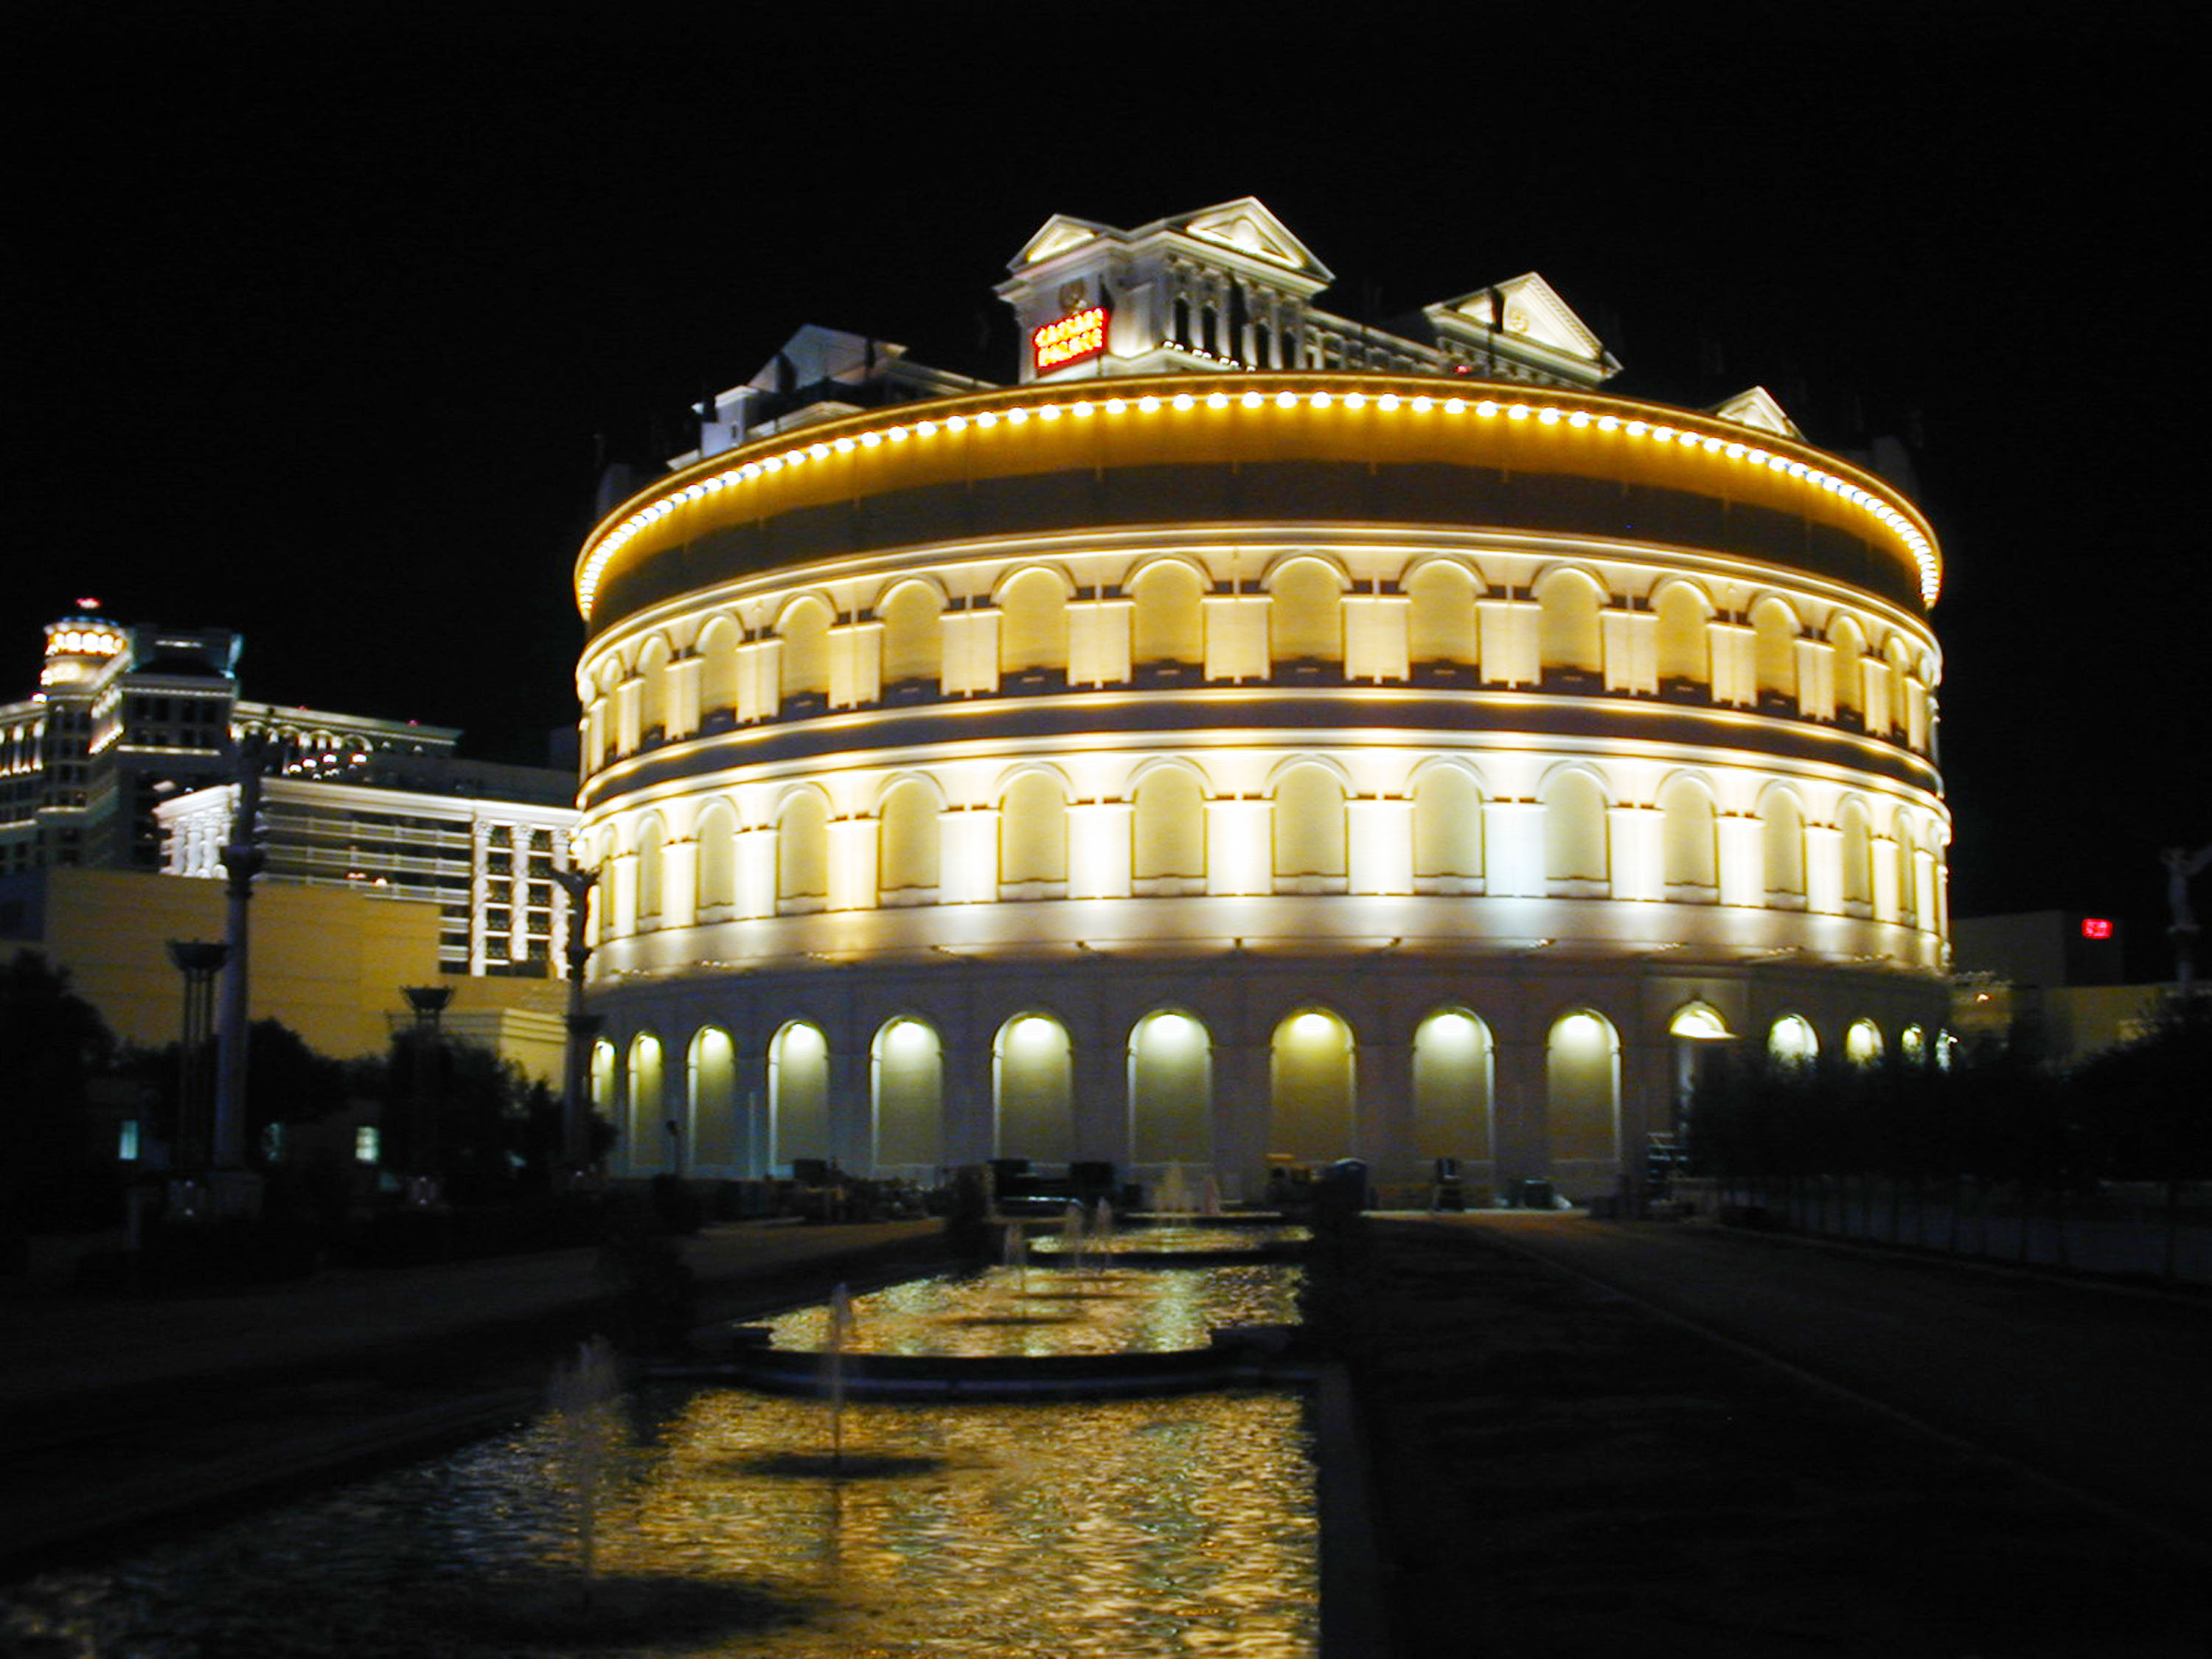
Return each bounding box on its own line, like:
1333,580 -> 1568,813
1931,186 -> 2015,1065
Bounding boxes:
767,1264 -> 1301,1358
2,1389 -> 1316,1658
1031,1224 -> 1311,1256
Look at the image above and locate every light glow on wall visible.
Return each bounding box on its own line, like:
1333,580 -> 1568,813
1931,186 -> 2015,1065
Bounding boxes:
1668,1005 -> 1733,1042
1768,1014 -> 1819,1064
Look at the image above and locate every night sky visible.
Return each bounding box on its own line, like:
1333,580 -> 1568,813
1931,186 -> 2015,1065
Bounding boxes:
15,7 -> 2205,978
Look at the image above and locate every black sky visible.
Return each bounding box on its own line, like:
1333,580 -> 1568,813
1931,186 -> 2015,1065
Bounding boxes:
13,4 -> 2206,977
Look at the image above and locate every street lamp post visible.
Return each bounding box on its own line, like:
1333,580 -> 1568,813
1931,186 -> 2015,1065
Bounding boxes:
401,984 -> 453,1206
209,734 -> 268,1219
552,864 -> 601,1183
164,939 -> 229,1217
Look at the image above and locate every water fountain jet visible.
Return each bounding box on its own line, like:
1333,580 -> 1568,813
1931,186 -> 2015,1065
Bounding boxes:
545,1335 -> 625,1610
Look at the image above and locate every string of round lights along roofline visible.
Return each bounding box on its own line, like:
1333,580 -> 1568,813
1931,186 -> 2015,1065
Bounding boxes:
577,377 -> 1942,618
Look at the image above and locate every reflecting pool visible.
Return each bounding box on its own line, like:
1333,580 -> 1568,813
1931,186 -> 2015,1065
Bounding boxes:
3,1387 -> 1316,1658
1030,1224 -> 1310,1258
765,1262 -> 1301,1358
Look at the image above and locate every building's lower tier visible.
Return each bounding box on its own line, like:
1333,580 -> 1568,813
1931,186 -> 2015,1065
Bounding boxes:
585,950 -> 1947,1199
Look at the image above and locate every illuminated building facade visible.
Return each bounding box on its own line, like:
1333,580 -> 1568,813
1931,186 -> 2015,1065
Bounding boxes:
2,611 -> 580,981
0,611 -> 484,875
573,201 -> 1950,1197
159,776 -> 579,978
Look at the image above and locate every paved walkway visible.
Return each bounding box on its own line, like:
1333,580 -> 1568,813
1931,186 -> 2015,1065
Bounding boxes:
0,1220 -> 947,1570
1437,1213 -> 2212,1547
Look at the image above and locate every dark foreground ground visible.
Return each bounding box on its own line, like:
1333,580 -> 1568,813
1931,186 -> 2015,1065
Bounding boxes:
1335,1217 -> 2210,1659
0,1220 -> 950,1575
5,1213 -> 2209,1658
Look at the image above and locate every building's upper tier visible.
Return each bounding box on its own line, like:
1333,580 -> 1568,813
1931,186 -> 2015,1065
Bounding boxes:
588,202 -> 1939,630
580,372 -> 1942,634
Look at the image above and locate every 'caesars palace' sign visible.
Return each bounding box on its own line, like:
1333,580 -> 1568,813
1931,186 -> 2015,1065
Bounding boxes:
1033,307 -> 1107,372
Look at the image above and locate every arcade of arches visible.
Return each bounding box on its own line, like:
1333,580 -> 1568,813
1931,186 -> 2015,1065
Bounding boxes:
590,968 -> 1944,1196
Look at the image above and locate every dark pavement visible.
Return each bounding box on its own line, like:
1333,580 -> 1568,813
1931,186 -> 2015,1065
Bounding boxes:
1442,1213 -> 2212,1548
0,1219 -> 947,1571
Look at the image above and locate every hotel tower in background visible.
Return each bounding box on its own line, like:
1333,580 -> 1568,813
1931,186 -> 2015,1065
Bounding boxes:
571,200 -> 1950,1197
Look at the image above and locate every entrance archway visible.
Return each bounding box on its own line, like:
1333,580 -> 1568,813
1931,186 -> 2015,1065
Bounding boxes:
1268,1009 -> 1355,1163
994,1012 -> 1074,1162
1129,1009 -> 1212,1166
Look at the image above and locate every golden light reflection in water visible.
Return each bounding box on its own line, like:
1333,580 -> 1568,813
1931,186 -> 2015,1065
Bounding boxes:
1,1390 -> 1316,1658
1030,1225 -> 1311,1256
625,1391 -> 1316,1656
768,1265 -> 1302,1358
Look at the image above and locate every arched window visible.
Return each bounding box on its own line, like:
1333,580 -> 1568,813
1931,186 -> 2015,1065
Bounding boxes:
1273,763 -> 1347,883
695,799 -> 738,918
1769,1014 -> 1819,1065
1133,765 -> 1207,885
1668,1003 -> 1734,1118
1406,561 -> 1478,667
1269,1008 -> 1354,1162
768,1021 -> 829,1167
1751,597 -> 1800,706
1537,569 -> 1605,677
1000,770 -> 1068,888
627,1032 -> 666,1174
878,778 -> 942,900
1130,1009 -> 1212,1166
1846,1019 -> 1885,1067
1839,798 -> 1874,911
873,1016 -> 943,1170
688,1027 -> 739,1170
590,1037 -> 616,1121
1545,1009 -> 1619,1164
1654,582 -> 1711,689
878,580 -> 943,690
1269,558 -> 1343,664
588,833 -> 616,945
634,814 -> 666,928
776,789 -> 830,906
1413,765 -> 1483,885
1828,615 -> 1866,720
1761,788 -> 1807,900
1543,770 -> 1609,887
998,568 -> 1069,676
1130,560 -> 1206,667
698,616 -> 741,723
994,1012 -> 1074,1162
596,662 -> 626,763
637,636 -> 672,742
1658,774 -> 1718,895
1413,1008 -> 1493,1163
1898,818 -> 1924,926
778,596 -> 832,704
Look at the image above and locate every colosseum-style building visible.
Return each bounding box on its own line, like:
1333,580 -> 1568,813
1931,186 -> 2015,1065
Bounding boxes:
572,201 -> 1950,1199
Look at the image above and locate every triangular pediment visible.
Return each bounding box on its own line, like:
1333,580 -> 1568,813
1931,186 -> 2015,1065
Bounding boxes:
1435,274 -> 1604,364
1709,386 -> 1801,439
1012,215 -> 1113,269
1168,198 -> 1332,280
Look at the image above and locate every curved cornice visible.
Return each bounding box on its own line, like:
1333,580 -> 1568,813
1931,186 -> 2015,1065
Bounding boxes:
578,375 -> 1942,630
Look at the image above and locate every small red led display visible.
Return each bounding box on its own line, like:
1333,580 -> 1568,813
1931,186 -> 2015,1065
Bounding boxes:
2081,917 -> 2113,939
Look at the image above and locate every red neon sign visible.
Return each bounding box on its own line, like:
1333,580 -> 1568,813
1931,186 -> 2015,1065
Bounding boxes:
1033,306 -> 1108,372
2081,917 -> 2113,939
